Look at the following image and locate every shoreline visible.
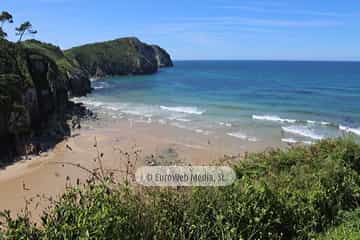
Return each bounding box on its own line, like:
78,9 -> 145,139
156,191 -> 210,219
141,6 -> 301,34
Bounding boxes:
0,115 -> 281,218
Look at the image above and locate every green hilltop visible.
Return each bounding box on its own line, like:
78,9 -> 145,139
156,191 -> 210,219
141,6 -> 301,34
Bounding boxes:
65,37 -> 173,78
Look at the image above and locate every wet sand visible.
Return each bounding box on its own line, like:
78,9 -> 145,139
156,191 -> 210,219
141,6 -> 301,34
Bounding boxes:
0,117 -> 280,220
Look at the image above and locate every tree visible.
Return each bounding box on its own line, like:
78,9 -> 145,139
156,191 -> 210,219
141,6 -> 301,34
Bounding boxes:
0,11 -> 13,27
0,11 -> 13,39
0,27 -> 7,39
15,21 -> 37,41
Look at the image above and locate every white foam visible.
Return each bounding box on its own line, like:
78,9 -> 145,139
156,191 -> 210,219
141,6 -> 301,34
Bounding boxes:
339,125 -> 360,136
227,132 -> 257,142
175,118 -> 191,122
306,120 -> 316,124
93,82 -> 110,90
252,115 -> 296,123
121,110 -> 143,116
281,138 -> 298,144
104,106 -> 120,111
282,138 -> 314,145
79,99 -> 104,108
282,125 -> 324,140
227,132 -> 247,140
160,106 -> 204,115
219,122 -> 232,127
306,120 -> 331,126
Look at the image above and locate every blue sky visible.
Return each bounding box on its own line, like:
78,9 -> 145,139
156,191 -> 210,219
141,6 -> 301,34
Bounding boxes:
2,0 -> 360,60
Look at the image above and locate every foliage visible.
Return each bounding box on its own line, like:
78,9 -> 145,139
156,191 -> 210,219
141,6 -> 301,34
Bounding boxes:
0,11 -> 13,27
15,21 -> 37,41
1,138 -> 360,239
316,208 -> 360,240
21,39 -> 76,79
0,11 -> 13,40
0,28 -> 7,39
64,37 -> 159,76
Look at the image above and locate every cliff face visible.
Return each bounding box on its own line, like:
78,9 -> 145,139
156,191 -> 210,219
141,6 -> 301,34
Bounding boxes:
65,37 -> 173,79
0,39 -> 90,160
152,45 -> 173,67
22,40 -> 91,97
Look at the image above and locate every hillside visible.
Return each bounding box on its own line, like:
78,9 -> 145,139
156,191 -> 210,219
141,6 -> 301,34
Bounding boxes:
65,37 -> 173,79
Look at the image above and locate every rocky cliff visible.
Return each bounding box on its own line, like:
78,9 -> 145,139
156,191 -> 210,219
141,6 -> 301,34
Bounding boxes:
152,45 -> 173,68
65,37 -> 173,79
0,40 -> 72,160
0,37 -> 172,162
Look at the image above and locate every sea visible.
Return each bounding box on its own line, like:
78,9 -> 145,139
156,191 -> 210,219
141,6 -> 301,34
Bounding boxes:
73,60 -> 360,145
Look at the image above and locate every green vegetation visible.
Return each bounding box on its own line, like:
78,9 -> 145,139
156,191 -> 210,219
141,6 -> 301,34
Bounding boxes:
0,28 -> 6,39
15,21 -> 37,41
65,37 -> 154,76
65,37 -> 171,77
1,138 -> 360,239
316,208 -> 360,239
0,11 -> 13,27
0,40 -> 33,111
0,11 -> 13,39
21,39 -> 77,79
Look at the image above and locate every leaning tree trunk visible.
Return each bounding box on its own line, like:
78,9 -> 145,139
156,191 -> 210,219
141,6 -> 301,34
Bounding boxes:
18,31 -> 24,41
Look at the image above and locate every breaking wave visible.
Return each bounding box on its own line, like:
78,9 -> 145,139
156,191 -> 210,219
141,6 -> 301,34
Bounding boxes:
282,125 -> 324,140
252,115 -> 296,123
339,125 -> 360,136
160,106 -> 204,115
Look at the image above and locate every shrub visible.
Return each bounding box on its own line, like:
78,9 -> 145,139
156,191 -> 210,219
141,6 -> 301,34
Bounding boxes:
1,138 -> 360,239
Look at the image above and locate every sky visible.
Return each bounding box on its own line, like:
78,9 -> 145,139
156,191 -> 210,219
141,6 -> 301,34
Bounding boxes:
2,0 -> 360,60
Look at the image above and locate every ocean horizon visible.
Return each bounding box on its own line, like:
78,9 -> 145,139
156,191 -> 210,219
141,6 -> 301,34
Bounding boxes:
74,60 -> 360,145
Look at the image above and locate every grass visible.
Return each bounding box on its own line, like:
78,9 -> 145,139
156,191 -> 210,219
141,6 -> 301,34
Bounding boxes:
1,137 -> 360,239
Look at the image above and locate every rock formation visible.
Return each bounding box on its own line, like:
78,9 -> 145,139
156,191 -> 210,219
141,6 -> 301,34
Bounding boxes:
0,37 -> 173,162
65,37 -> 173,79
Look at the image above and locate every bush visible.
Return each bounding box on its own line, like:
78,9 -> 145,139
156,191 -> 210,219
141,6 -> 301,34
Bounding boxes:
1,138 -> 360,239
316,208 -> 360,240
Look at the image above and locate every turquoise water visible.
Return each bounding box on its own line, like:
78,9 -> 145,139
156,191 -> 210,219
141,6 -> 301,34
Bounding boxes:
74,60 -> 360,144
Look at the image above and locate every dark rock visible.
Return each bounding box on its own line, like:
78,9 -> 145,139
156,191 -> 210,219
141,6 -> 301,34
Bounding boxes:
0,39 -> 73,161
152,45 -> 173,67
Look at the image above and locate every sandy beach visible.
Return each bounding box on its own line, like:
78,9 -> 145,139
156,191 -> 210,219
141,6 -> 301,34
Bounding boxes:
0,116 -> 281,219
